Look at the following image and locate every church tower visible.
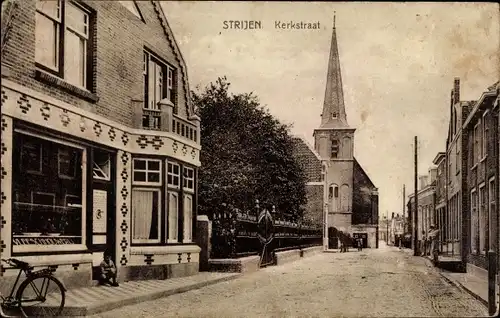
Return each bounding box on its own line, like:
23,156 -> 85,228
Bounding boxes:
313,16 -> 356,236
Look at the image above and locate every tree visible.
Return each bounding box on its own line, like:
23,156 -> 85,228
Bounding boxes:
192,77 -> 307,220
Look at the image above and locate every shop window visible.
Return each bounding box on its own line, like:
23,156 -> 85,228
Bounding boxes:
133,158 -> 161,186
167,162 -> 180,188
131,189 -> 160,243
183,167 -> 194,191
93,150 -> 110,180
12,132 -> 84,251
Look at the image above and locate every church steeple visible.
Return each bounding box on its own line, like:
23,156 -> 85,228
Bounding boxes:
320,13 -> 349,129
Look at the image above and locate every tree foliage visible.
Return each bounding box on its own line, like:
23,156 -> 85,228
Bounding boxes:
192,77 -> 307,219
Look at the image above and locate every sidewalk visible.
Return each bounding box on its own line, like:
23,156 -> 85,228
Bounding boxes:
440,271 -> 497,308
41,272 -> 240,316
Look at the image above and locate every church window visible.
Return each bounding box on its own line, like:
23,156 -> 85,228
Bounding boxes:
332,112 -> 338,119
331,139 -> 339,158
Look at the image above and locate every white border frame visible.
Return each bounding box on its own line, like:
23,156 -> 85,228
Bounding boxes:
13,128 -> 87,254
182,166 -> 195,193
167,161 -> 181,190
131,187 -> 162,244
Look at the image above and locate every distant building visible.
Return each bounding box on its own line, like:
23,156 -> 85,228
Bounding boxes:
432,152 -> 447,253
407,169 -> 437,253
292,19 -> 378,250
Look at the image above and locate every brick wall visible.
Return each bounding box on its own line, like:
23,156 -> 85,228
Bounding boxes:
352,159 -> 376,225
304,184 -> 323,226
292,137 -> 322,182
2,0 -> 192,128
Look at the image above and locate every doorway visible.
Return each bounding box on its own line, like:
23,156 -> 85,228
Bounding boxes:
88,148 -> 116,279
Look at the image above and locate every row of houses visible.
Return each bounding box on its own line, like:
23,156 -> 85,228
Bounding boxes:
407,78 -> 500,274
1,0 -> 201,293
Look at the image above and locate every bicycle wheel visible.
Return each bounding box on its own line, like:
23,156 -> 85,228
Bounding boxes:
16,275 -> 65,317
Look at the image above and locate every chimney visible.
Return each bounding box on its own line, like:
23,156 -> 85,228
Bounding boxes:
419,175 -> 428,190
429,167 -> 438,184
453,77 -> 460,105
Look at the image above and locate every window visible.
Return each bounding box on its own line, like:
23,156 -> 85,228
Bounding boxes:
167,192 -> 179,242
471,189 -> 478,253
35,1 -> 91,88
12,132 -> 84,252
133,159 -> 161,186
331,139 -> 339,158
489,178 -> 495,249
332,112 -> 338,119
93,150 -> 110,181
455,144 -> 460,174
183,167 -> 194,191
479,185 -> 486,253
143,51 -> 176,110
183,194 -> 193,243
482,112 -> 488,159
132,189 -> 160,243
167,162 -> 180,188
474,123 -> 480,165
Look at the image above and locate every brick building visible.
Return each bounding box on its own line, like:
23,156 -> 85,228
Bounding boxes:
0,0 -> 201,292
462,81 -> 499,271
432,152 -> 447,253
407,170 -> 436,253
292,20 -> 379,250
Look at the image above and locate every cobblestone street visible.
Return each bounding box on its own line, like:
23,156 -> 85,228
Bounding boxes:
88,245 -> 487,318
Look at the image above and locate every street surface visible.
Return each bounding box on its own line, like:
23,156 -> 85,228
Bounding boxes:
88,244 -> 487,317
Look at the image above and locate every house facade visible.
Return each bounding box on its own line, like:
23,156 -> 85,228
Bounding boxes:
432,152 -> 447,253
0,0 -> 201,292
407,170 -> 436,252
462,82 -> 499,271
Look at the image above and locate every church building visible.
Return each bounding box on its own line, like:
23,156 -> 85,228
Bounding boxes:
293,18 -> 379,250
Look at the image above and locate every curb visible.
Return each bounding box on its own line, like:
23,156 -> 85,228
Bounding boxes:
439,272 -> 488,308
60,273 -> 242,316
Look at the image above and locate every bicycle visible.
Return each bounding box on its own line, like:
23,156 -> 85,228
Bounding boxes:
1,258 -> 66,317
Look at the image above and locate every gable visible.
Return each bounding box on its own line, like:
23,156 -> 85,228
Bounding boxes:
153,1 -> 193,117
119,1 -> 144,21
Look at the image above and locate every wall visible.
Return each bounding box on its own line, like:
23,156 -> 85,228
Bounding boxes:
2,0 -> 194,127
352,159 -> 376,225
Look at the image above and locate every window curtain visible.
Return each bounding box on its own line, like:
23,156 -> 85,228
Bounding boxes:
168,192 -> 178,241
183,194 -> 193,242
133,190 -> 153,240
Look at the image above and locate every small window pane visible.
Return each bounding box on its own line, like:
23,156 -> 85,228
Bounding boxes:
133,171 -> 146,182
167,175 -> 173,185
35,13 -> 58,69
147,172 -> 160,183
134,159 -> 146,170
147,160 -> 160,171
37,0 -> 60,19
64,30 -> 86,87
65,3 -> 88,36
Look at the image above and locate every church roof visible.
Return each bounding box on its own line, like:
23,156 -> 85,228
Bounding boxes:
320,17 -> 350,129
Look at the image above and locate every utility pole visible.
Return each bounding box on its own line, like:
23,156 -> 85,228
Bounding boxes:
386,210 -> 389,244
414,136 -> 419,256
403,184 -> 406,232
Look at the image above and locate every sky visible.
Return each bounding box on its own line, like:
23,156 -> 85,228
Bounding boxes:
161,1 -> 499,218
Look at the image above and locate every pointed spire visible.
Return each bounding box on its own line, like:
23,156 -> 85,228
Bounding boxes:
320,14 -> 349,129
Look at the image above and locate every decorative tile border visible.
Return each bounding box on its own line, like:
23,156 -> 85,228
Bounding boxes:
1,82 -> 200,167
0,115 -> 12,260
116,150 -> 131,268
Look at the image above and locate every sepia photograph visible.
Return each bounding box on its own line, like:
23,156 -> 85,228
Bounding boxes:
0,1 -> 499,317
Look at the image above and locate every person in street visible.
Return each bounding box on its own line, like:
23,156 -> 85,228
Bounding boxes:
99,252 -> 119,287
428,225 -> 440,263
357,238 -> 363,251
